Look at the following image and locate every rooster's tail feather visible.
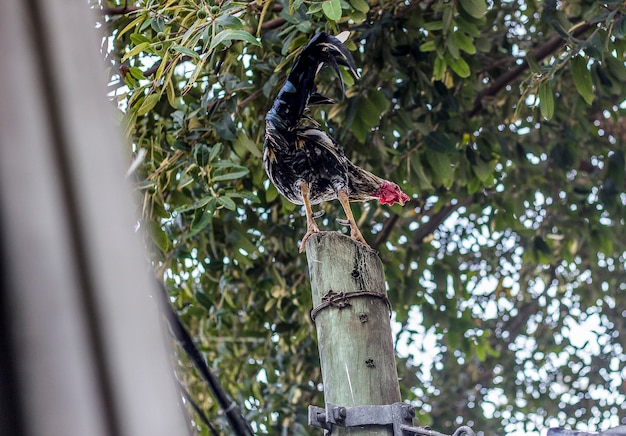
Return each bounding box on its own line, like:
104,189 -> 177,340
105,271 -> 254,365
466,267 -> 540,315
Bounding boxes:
266,32 -> 359,131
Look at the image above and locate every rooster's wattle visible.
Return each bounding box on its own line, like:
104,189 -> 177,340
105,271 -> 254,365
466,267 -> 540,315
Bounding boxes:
263,32 -> 409,252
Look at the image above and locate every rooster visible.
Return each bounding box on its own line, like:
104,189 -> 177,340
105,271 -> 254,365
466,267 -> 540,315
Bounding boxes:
263,32 -> 409,252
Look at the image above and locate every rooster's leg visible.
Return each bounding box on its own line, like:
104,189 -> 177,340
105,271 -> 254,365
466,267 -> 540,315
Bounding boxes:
299,182 -> 320,253
337,189 -> 370,249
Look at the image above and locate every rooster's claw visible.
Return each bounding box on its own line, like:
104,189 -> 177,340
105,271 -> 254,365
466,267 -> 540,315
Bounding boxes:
313,210 -> 325,219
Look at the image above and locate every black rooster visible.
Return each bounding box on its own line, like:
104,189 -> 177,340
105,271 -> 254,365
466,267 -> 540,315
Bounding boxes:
263,32 -> 409,252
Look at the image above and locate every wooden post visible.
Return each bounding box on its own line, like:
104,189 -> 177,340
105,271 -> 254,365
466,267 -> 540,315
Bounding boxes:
0,2 -> 187,435
306,232 -> 401,435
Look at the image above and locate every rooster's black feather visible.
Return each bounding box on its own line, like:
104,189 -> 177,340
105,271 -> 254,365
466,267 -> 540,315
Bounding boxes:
263,32 -> 408,252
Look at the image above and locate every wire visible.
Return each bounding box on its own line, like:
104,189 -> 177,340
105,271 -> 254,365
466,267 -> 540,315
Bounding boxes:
178,381 -> 220,436
156,281 -> 255,436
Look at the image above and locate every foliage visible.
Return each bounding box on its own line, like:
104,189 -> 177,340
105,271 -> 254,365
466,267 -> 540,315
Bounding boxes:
95,0 -> 626,434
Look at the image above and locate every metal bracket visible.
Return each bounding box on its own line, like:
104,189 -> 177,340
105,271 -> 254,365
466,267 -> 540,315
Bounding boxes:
547,426 -> 626,436
308,403 -> 475,436
309,402 -> 413,436
400,424 -> 475,436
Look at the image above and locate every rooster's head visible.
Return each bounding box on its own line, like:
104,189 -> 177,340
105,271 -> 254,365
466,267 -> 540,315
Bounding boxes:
376,182 -> 409,206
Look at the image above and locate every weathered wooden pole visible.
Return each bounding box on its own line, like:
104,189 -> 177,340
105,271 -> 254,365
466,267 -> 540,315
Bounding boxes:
306,232 -> 402,435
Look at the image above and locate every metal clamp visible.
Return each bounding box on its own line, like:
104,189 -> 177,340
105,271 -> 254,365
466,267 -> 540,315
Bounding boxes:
308,403 -> 475,436
400,424 -> 475,436
309,403 -> 414,436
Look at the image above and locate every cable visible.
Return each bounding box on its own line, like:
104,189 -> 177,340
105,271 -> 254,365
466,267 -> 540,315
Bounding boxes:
178,381 -> 220,436
156,281 -> 254,436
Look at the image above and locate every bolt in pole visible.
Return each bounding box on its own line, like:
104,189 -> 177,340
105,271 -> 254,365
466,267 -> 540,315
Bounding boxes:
306,232 -> 401,435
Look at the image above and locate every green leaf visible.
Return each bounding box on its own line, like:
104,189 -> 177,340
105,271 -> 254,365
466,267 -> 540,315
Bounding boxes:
459,0 -> 487,18
322,0 -> 342,21
447,33 -> 460,59
571,55 -> 594,105
129,33 -> 151,46
234,131 -> 262,158
456,16 -> 481,37
605,56 -> 626,81
174,195 -> 214,214
139,17 -> 153,32
613,15 -> 626,39
170,44 -> 199,59
446,55 -> 471,78
212,113 -> 237,141
526,54 -> 541,74
146,221 -> 169,252
190,200 -> 216,234
425,131 -> 456,153
307,3 -> 323,15
423,21 -> 444,31
212,160 -> 238,169
476,341 -> 486,361
290,0 -> 305,14
195,143 -> 211,166
355,91 -> 386,128
137,93 -> 160,116
217,196 -> 237,210
351,116 -> 368,143
166,79 -> 176,107
538,81 -> 554,120
433,56 -> 446,81
209,29 -> 260,51
212,168 -> 250,182
226,191 -> 260,203
151,17 -> 165,33
442,6 -> 454,34
215,15 -> 246,30
606,150 -> 625,189
419,40 -> 437,52
472,157 -> 491,182
453,32 -> 476,55
410,154 -> 434,190
209,143 -> 222,162
349,0 -> 369,13
116,14 -> 145,40
467,176 -> 481,194
122,42 -> 150,62
265,184 -> 278,202
584,32 -> 604,59
195,291 -> 214,312
129,66 -> 146,80
368,89 -> 389,114
426,151 -> 454,184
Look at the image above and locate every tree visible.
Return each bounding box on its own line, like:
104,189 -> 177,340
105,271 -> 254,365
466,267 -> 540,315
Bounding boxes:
95,0 -> 626,434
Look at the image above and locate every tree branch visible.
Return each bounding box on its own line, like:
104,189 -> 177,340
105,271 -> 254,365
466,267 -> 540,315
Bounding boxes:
247,2 -> 283,14
372,213 -> 401,250
261,17 -> 287,31
413,196 -> 474,246
466,22 -> 594,118
100,5 -> 140,16
237,88 -> 264,110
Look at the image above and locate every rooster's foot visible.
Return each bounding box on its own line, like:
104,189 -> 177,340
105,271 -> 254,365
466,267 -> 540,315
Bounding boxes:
300,228 -> 320,253
336,219 -> 371,249
350,233 -> 372,250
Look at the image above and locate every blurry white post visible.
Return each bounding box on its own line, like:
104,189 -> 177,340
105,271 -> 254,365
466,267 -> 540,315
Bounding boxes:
0,1 -> 187,436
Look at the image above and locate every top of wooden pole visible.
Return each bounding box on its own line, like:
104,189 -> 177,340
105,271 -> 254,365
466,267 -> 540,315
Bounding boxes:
305,232 -> 385,307
305,231 -> 400,425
